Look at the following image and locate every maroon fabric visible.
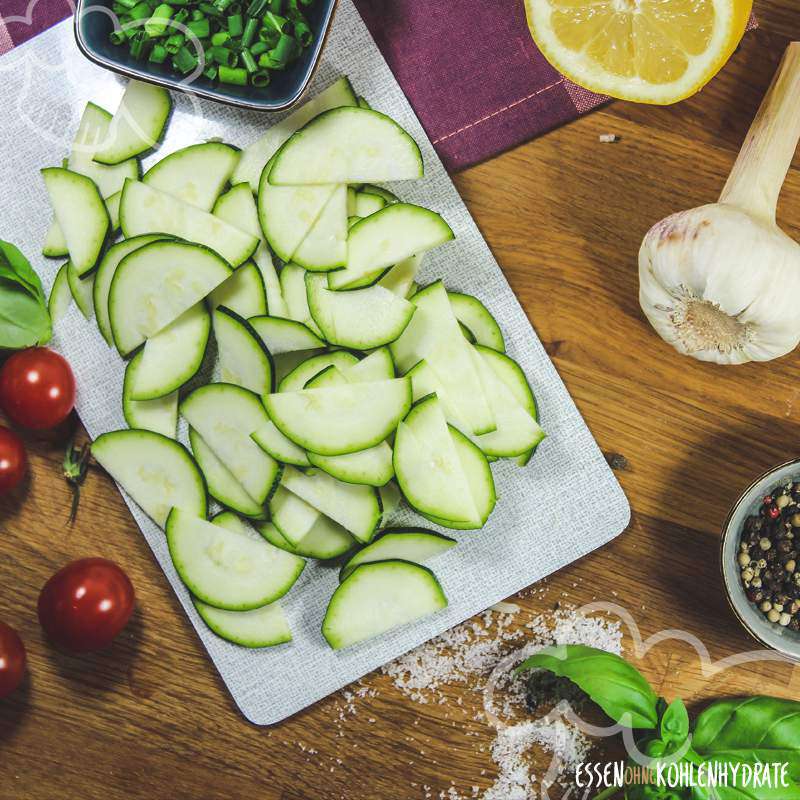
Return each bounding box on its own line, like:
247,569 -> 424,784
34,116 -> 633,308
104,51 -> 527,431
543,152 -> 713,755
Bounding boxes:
0,0 -> 75,51
351,0 -> 607,171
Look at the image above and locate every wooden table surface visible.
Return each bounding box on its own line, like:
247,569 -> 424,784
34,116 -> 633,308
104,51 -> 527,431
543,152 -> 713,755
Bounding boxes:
4,4 -> 800,799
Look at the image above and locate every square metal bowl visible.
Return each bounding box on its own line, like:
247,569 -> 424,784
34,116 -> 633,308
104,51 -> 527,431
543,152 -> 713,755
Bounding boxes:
74,0 -> 338,111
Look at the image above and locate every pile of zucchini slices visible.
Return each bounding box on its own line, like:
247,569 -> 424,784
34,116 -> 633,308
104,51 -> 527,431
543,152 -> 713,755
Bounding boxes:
44,76 -> 545,651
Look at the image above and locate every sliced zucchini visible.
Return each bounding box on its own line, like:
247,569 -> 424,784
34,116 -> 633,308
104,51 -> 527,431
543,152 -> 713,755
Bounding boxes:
270,108 -> 424,186
143,142 -> 240,211
345,347 -> 395,382
322,560 -> 447,649
377,255 -> 422,299
263,378 -> 411,456
248,315 -> 324,355
251,421 -> 310,467
129,303 -> 211,400
292,184 -> 349,271
328,204 -> 453,291
48,262 -> 72,323
393,394 -> 480,526
361,184 -> 399,205
92,429 -> 206,527
189,428 -> 264,518
66,261 -> 94,320
109,240 -> 231,356
379,481 -> 402,526
233,76 -> 358,191
213,306 -> 274,396
42,217 -> 69,258
281,467 -> 381,544
180,383 -> 279,505
357,96 -> 371,110
391,281 -> 495,436
68,102 -> 140,199
41,167 -> 109,277
258,516 -> 355,560
213,182 -> 287,318
340,528 -> 456,581
449,292 -> 505,352
278,350 -> 359,392
280,263 -> 322,335
268,485 -> 320,546
207,261 -> 267,319
92,80 -> 171,165
106,190 -> 122,230
93,234 -> 168,346
306,273 -> 415,349
194,598 -> 291,648
273,348 -> 326,384
120,180 -> 258,267
123,351 -> 178,438
354,192 -> 385,217
166,509 -> 304,611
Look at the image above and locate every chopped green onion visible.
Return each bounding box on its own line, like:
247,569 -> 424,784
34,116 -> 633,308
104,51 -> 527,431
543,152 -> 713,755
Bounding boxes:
164,32 -> 185,52
191,7 -> 204,19
213,0 -> 235,10
130,31 -> 151,59
258,26 -> 279,45
241,16 -> 259,47
247,0 -> 268,16
252,68 -> 271,86
173,45 -> 198,72
144,3 -> 175,37
149,43 -> 169,62
227,12 -> 243,36
264,11 -> 286,31
210,30 -> 230,45
208,45 -> 238,66
218,65 -> 248,85
250,39 -> 268,55
130,1 -> 152,19
293,20 -> 311,47
203,64 -> 219,79
241,49 -> 258,72
109,27 -> 128,45
187,18 -> 210,37
267,0 -> 282,11
198,2 -> 222,15
116,0 -> 139,8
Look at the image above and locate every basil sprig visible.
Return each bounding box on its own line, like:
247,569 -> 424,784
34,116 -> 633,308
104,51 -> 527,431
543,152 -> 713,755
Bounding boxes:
517,645 -> 800,799
0,240 -> 51,349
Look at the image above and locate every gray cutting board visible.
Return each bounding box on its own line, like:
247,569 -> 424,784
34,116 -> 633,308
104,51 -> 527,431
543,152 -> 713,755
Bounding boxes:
0,0 -> 629,724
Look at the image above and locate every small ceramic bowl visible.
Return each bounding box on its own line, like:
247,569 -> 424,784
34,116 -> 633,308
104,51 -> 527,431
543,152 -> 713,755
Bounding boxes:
74,0 -> 338,111
721,458 -> 800,660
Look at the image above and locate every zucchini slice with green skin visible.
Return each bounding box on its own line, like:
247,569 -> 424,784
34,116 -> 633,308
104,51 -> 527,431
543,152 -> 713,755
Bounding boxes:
377,254 -> 422,299
166,509 -> 304,611
213,183 -> 287,318
93,234 -> 169,346
251,421 -> 310,467
322,560 -> 447,650
280,467 -> 381,544
213,306 -> 274,396
92,80 -> 171,165
41,167 -> 109,277
69,102 -> 140,199
189,428 -> 264,518
269,107 -> 424,186
234,76 -> 358,191
48,262 -> 72,323
391,281 -> 495,436
106,191 -> 121,231
180,383 -> 279,505
278,350 -> 359,392
207,261 -> 267,320
248,315 -> 324,355
66,261 -> 94,320
92,429 -> 206,528
421,426 -> 496,530
268,485 -> 320,546
291,184 -> 349,271
194,598 -> 291,648
379,481 -> 402,526
344,348 -> 395,382
120,180 -> 258,267
258,517 -> 355,561
449,292 -> 505,353
306,273 -> 415,350
340,528 -> 456,581
280,263 -> 322,336
109,240 -> 231,356
273,348 -> 326,384
394,394 -> 481,526
123,352 -> 178,438
354,192 -> 385,217
142,142 -> 240,211
263,377 -> 411,456
42,217 -> 69,258
129,303 -> 211,400
360,184 -> 399,205
328,204 -> 454,291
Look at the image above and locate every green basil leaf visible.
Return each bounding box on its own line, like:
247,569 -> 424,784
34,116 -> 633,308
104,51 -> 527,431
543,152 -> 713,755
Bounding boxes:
696,758 -> 800,800
0,239 -> 46,303
661,699 -> 690,746
693,697 -> 800,781
0,281 -> 52,348
516,644 -> 659,729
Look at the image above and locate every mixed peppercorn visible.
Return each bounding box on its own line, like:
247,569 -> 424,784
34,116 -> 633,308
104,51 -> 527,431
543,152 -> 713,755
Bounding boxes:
738,480 -> 800,630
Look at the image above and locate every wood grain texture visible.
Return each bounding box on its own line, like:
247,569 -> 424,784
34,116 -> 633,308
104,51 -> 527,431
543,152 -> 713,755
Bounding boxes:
3,5 -> 800,798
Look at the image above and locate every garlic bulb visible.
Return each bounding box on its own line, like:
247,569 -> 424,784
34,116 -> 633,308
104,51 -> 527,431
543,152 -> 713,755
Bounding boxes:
639,43 -> 800,364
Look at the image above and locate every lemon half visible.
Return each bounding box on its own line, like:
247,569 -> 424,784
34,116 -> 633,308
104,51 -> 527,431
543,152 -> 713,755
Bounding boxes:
525,0 -> 752,105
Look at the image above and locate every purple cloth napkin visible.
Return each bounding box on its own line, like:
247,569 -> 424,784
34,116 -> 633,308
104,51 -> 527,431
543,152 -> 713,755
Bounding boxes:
0,0 -> 75,53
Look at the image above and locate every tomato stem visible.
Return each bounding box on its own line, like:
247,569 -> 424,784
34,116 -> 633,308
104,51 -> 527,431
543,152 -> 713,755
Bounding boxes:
63,437 -> 90,525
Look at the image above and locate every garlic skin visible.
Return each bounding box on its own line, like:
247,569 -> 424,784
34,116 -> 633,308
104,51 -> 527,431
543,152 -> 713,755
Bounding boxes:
639,203 -> 800,364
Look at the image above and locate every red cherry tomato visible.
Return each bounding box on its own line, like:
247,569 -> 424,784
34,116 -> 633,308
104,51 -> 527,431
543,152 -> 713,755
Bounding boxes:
0,348 -> 76,430
0,426 -> 26,493
38,559 -> 135,653
0,621 -> 26,699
